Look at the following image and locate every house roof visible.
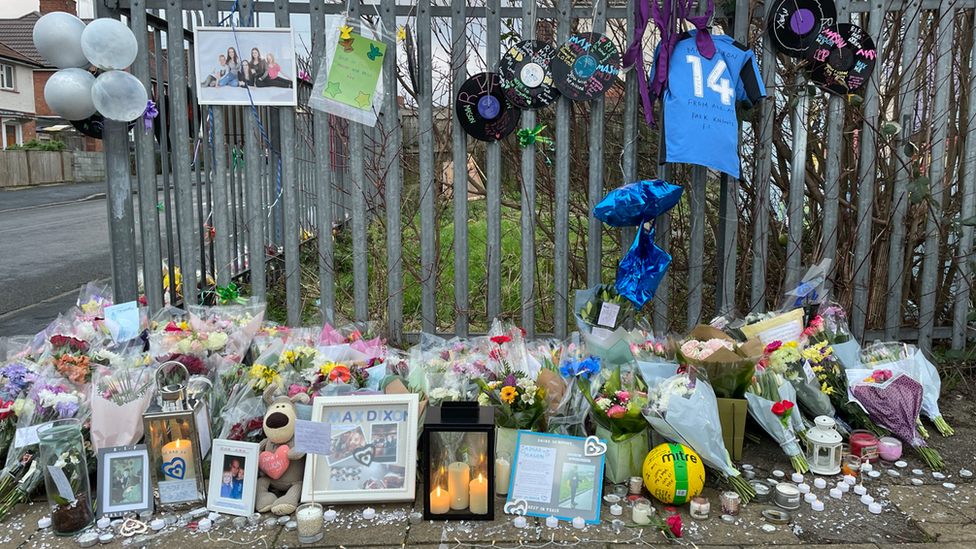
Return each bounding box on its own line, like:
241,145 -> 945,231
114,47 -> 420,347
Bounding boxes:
0,41 -> 42,67
0,12 -> 51,67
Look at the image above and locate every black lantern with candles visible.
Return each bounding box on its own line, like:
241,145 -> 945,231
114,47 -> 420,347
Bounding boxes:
422,402 -> 495,520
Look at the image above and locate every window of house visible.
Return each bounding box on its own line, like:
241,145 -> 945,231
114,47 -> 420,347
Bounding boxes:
0,64 -> 14,90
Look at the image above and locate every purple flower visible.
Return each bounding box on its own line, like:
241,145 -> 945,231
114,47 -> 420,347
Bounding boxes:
56,399 -> 79,419
0,363 -> 38,400
504,374 -> 517,387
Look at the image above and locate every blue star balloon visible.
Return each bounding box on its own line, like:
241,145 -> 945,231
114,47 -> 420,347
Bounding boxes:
593,179 -> 683,227
616,224 -> 671,308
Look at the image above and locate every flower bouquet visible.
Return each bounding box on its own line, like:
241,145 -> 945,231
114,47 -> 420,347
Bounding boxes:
546,337 -> 600,437
574,284 -> 636,366
475,370 -> 547,456
642,370 -> 755,501
745,362 -> 809,473
848,367 -> 944,470
0,361 -> 40,465
45,334 -> 93,387
578,366 -> 649,483
764,340 -> 840,433
90,352 -> 154,451
676,325 -> 763,400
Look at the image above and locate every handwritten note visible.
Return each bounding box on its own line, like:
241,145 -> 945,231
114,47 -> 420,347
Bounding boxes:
323,32 -> 386,111
158,479 -> 199,504
104,301 -> 140,343
597,302 -> 620,328
510,445 -> 556,503
14,423 -> 53,449
46,465 -> 76,503
294,420 -> 332,456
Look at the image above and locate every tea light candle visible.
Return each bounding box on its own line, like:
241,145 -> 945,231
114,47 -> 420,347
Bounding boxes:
743,470 -> 756,480
811,499 -> 824,512
363,508 -> 376,520
38,516 -> 51,529
804,492 -> 817,503
248,513 -> 262,526
860,463 -> 873,473
860,494 -> 874,505
447,462 -> 470,510
869,502 -> 882,514
513,516 -> 527,529
198,518 -> 212,532
791,472 -> 804,483
572,517 -> 585,530
324,509 -> 337,522
813,478 -> 827,489
837,482 -> 850,493
546,516 -> 558,528
798,483 -> 810,494
430,486 -> 450,514
854,484 -> 867,496
829,488 -> 843,499
409,512 -> 422,525
98,533 -> 114,545
772,470 -> 785,479
469,474 -> 489,515
150,519 -> 165,531
844,474 -> 857,485
97,516 -> 111,530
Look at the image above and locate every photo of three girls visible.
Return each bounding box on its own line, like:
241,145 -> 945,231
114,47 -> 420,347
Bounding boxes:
203,46 -> 293,89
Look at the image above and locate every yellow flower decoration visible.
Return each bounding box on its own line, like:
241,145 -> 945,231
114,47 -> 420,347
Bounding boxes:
339,25 -> 354,40
320,361 -> 339,377
500,386 -> 517,404
396,25 -> 406,42
821,382 -> 835,395
811,365 -> 824,373
250,363 -> 281,390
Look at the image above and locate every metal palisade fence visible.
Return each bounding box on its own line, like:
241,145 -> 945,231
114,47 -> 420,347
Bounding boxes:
102,0 -> 975,353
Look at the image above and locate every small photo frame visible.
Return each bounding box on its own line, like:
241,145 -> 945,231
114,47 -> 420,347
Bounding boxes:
207,439 -> 260,516
96,445 -> 152,519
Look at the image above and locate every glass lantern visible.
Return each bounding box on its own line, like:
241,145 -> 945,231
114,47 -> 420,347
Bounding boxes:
806,415 -> 843,475
142,362 -> 211,509
39,419 -> 94,536
422,402 -> 495,521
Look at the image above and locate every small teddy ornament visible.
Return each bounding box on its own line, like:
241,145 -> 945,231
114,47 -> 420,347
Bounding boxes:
256,383 -> 310,515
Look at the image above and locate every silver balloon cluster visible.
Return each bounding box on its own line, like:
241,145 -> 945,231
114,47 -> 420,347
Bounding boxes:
33,13 -> 148,122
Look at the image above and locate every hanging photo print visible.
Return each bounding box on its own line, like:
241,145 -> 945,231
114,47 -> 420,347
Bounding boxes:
193,27 -> 298,107
309,15 -> 389,127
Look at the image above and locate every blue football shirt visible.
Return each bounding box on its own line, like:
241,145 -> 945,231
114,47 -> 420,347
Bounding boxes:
650,30 -> 766,179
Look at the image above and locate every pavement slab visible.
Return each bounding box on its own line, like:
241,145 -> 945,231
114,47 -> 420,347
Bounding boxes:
0,502 -> 49,549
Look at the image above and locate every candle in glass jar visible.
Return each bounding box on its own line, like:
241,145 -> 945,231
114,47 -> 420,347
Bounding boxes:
689,496 -> 710,520
720,491 -> 741,516
295,504 -> 324,543
494,452 -> 512,495
469,474 -> 488,514
448,462 -> 470,510
430,486 -> 450,514
632,499 -> 652,524
160,439 -> 194,480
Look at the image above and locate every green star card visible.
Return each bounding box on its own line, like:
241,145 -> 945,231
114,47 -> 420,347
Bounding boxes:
324,32 -> 386,111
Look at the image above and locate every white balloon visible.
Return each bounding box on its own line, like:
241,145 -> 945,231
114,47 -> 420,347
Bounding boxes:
32,12 -> 89,69
91,70 -> 148,122
81,18 -> 138,71
44,68 -> 97,120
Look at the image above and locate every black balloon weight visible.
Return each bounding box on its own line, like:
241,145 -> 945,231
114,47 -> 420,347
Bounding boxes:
456,72 -> 521,142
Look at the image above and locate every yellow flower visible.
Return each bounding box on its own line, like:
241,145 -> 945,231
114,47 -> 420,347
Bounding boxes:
320,361 -> 339,377
500,386 -> 517,404
489,381 -> 501,390
250,364 -> 281,390
811,365 -> 824,373
783,341 -> 798,349
820,381 -> 835,395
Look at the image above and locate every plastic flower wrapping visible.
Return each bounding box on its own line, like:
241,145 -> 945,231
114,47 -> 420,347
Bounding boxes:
677,325 -> 763,399
745,360 -> 809,474
90,350 -> 154,451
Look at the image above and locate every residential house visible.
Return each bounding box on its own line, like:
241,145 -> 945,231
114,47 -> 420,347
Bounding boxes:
0,41 -> 42,148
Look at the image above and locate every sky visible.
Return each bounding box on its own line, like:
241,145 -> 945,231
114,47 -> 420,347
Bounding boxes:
0,0 -> 94,18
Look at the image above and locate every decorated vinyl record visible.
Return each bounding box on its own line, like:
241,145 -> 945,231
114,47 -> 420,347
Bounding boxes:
766,0 -> 837,58
455,72 -> 521,142
498,40 -> 559,110
807,23 -> 876,95
551,33 -> 620,101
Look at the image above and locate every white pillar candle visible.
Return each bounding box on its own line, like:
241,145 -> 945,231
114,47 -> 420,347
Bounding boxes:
610,504 -> 622,516
572,517 -> 585,530
324,509 -> 337,522
797,483 -> 810,494
494,456 -> 512,495
860,494 -> 874,505
804,492 -> 817,503
829,488 -> 842,499
811,499 -> 824,511
868,502 -> 882,514
363,508 -> 375,520
513,516 -> 527,529
97,517 -> 111,529
160,439 -> 194,480
854,484 -> 867,495
546,516 -> 558,528
469,474 -> 489,515
447,462 -> 470,510
813,478 -> 827,489
430,486 -> 451,514
791,472 -> 804,483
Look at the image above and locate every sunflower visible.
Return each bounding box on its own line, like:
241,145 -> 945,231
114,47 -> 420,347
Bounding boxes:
500,386 -> 518,404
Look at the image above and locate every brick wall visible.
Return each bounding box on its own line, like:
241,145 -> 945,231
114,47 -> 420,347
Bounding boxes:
39,0 -> 77,15
21,120 -> 36,142
72,150 -> 105,181
33,70 -> 55,117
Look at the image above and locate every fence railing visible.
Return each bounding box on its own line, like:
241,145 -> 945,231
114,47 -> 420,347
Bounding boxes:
101,0 -> 975,353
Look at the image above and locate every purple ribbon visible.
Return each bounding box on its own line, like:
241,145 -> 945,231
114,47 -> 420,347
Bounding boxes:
142,100 -> 158,134
623,0 -> 716,127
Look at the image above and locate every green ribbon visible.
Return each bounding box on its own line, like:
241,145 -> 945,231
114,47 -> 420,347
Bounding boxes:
517,124 -> 553,148
232,149 -> 245,172
214,283 -> 247,305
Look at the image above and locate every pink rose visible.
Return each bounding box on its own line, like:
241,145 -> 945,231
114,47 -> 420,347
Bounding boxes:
607,405 -> 627,419
616,391 -> 630,402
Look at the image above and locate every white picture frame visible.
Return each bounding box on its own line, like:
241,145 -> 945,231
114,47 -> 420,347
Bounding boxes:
192,26 -> 299,106
301,394 -> 419,504
96,445 -> 153,518
207,439 -> 260,516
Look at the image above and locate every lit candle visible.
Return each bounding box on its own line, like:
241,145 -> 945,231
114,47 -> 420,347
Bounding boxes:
572,517 -> 585,530
160,439 -> 194,480
860,463 -> 873,473
324,509 -> 337,522
791,472 -> 804,483
860,494 -> 874,505
447,462 -> 470,510
495,453 -> 512,495
837,482 -> 849,493
814,478 -> 827,489
804,492 -> 817,503
150,519 -> 165,531
797,483 -> 810,494
38,517 -> 51,529
546,516 -> 558,528
469,474 -> 489,515
363,508 -> 376,520
868,502 -> 882,514
513,516 -> 527,529
97,517 -> 111,529
430,486 -> 450,514
197,518 -> 211,532
854,484 -> 867,495
829,488 -> 842,499
844,474 -> 857,485
811,499 -> 824,512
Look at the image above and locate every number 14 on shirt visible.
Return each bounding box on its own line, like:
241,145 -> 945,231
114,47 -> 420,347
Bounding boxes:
685,55 -> 734,106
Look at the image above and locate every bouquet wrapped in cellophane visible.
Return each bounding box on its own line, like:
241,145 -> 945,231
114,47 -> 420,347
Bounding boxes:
746,349 -> 809,473
90,350 -> 154,451
677,325 -> 763,399
578,365 -> 649,483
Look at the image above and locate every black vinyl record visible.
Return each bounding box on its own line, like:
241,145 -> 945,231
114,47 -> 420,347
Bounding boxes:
456,72 -> 521,142
766,0 -> 837,58
498,40 -> 559,110
807,23 -> 876,95
71,114 -> 103,139
551,33 -> 620,101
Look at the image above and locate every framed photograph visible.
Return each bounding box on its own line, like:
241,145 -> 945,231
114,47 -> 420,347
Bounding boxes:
193,26 -> 298,106
506,432 -> 606,524
301,394 -> 419,504
207,440 -> 260,516
96,445 -> 152,518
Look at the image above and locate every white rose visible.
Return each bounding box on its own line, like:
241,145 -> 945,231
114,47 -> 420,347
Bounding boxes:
206,332 -> 229,351
596,397 -> 612,411
477,393 -> 490,406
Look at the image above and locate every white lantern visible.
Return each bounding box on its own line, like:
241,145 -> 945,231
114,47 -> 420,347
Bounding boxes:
806,416 -> 843,475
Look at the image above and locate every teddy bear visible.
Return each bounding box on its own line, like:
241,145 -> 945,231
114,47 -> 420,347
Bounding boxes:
255,382 -> 310,515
